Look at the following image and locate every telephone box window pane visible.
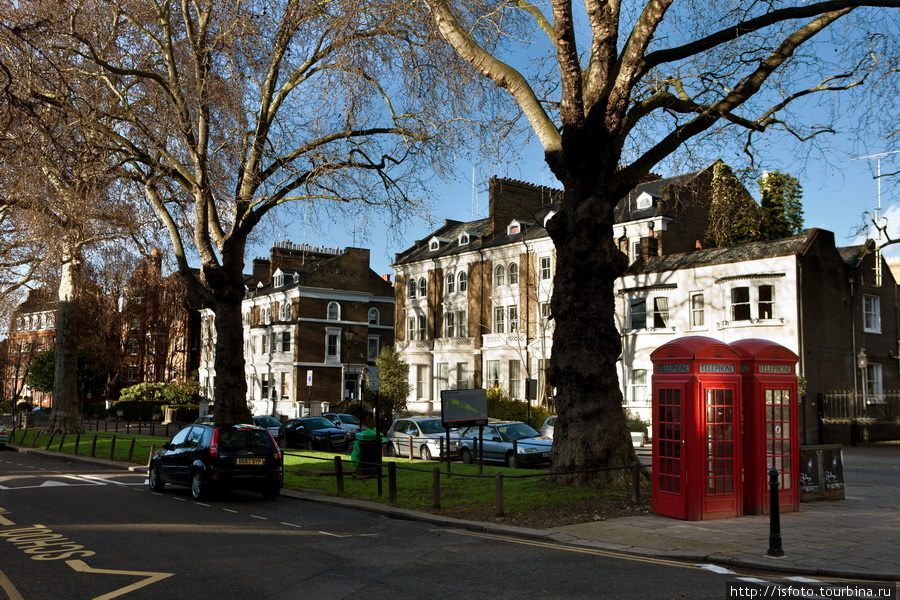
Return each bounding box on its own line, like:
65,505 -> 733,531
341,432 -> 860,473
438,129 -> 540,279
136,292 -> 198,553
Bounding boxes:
706,388 -> 735,496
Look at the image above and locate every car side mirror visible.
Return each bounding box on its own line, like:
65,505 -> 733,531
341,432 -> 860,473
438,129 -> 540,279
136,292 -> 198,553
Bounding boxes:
162,442 -> 174,450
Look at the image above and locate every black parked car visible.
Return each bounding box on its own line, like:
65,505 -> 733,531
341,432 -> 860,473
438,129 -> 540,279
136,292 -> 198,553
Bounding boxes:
281,417 -> 352,450
148,424 -> 283,500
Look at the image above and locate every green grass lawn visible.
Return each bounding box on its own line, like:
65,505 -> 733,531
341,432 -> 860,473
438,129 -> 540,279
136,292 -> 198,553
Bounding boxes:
282,449 -> 650,526
8,428 -> 167,465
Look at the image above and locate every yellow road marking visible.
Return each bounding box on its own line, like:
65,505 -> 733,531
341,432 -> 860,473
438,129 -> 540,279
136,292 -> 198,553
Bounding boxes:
0,568 -> 24,600
447,529 -> 705,570
66,560 -> 174,600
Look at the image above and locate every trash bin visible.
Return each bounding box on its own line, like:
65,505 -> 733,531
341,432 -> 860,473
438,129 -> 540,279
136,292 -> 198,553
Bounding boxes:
351,429 -> 385,476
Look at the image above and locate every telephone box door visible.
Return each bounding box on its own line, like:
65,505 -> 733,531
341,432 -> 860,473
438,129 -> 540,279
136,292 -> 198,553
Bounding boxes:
652,383 -> 688,519
700,383 -> 741,519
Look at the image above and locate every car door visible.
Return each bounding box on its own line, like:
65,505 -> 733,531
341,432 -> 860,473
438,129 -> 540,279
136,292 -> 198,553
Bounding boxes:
174,426 -> 205,483
481,425 -> 507,462
158,427 -> 191,483
283,421 -> 304,448
391,420 -> 412,457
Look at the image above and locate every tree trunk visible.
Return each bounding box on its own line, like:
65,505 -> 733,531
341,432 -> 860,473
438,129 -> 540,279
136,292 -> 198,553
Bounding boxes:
546,182 -> 638,484
211,294 -> 252,426
46,244 -> 84,435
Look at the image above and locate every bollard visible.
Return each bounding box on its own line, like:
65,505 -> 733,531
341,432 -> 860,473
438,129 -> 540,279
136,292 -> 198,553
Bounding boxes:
767,467 -> 784,557
334,456 -> 345,494
388,462 -> 397,504
432,467 -> 441,509
632,463 -> 641,503
495,472 -> 505,517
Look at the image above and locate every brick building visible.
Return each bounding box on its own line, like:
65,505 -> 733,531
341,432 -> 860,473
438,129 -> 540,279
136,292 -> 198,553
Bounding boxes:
199,242 -> 395,418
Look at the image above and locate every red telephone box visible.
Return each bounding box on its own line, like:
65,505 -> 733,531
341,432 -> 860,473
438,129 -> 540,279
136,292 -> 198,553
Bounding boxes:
650,337 -> 743,520
732,339 -> 800,515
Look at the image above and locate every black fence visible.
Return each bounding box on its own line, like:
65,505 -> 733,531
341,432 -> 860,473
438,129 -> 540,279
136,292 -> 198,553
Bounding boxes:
820,391 -> 900,445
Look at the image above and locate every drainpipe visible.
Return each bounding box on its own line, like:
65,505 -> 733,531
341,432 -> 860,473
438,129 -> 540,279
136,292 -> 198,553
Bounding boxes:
850,275 -> 858,422
797,258 -> 806,445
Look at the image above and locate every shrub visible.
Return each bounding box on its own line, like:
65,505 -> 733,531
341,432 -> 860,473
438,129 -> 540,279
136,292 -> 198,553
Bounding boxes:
486,386 -> 553,431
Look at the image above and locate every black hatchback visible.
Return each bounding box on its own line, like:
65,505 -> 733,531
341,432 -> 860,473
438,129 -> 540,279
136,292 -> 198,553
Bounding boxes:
148,424 -> 283,500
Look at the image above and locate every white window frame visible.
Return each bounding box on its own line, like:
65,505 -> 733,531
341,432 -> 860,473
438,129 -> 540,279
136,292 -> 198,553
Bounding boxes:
629,297 -> 647,330
368,307 -> 380,325
486,360 -> 500,388
418,277 -> 427,298
539,256 -> 552,280
758,284 -> 776,320
458,271 -> 468,292
508,305 -> 519,332
494,306 -> 506,333
495,264 -> 505,287
456,310 -> 467,337
446,272 -> 455,294
509,360 -> 521,399
629,368 -> 648,406
367,336 -> 380,361
327,301 -> 341,321
325,328 -> 341,362
863,294 -> 881,333
690,292 -> 706,328
456,362 -> 469,389
508,262 -> 519,285
652,297 -> 670,328
731,286 -> 751,321
444,311 -> 456,338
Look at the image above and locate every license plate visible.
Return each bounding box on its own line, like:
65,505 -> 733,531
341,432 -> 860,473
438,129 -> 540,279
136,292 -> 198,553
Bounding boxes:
236,458 -> 264,465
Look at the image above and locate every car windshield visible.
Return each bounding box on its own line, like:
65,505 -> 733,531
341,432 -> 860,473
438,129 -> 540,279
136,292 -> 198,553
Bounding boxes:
416,419 -> 446,435
497,423 -> 540,441
338,415 -> 359,425
218,429 -> 276,453
254,416 -> 281,428
302,418 -> 334,429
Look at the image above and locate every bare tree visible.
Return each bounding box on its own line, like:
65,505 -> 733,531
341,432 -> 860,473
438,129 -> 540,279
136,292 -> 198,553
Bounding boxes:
423,0 -> 900,481
0,62 -> 134,433
4,0 -> 482,425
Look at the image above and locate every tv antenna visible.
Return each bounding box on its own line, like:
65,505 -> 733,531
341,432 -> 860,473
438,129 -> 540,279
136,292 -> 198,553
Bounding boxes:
853,150 -> 900,286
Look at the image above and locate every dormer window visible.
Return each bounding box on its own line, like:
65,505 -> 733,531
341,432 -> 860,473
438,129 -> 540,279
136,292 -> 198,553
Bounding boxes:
459,233 -> 469,245
428,236 -> 449,251
273,268 -> 285,288
635,191 -> 654,210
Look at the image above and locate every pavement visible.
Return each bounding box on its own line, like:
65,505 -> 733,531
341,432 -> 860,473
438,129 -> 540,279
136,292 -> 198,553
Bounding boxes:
4,442 -> 898,582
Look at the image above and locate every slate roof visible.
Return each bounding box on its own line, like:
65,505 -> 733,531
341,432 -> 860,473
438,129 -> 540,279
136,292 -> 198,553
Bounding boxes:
624,230 -> 819,275
613,166 -> 710,223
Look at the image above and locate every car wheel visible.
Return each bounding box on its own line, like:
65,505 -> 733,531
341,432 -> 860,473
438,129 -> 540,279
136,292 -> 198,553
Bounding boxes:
148,464 -> 165,492
460,448 -> 473,464
190,469 -> 208,501
261,482 -> 281,501
506,451 -> 518,469
384,442 -> 394,457
420,446 -> 432,461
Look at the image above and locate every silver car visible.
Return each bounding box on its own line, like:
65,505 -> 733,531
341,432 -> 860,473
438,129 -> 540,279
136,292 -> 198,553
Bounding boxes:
541,416 -> 557,439
385,417 -> 459,460
323,413 -> 363,434
458,421 -> 552,468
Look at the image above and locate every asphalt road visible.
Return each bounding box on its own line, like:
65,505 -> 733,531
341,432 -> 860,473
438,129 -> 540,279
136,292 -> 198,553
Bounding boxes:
0,449 -> 868,600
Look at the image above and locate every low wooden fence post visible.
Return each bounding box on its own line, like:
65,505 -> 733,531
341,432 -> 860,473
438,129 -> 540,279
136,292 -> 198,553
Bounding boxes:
91,435 -> 98,457
127,438 -> 136,462
57,435 -> 65,453
109,435 -> 117,460
388,462 -> 397,504
74,434 -> 81,456
432,467 -> 441,509
334,456 -> 345,494
495,472 -> 504,517
632,463 -> 641,503
46,434 -> 55,450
